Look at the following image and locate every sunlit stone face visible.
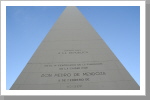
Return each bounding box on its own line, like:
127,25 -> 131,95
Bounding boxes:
10,7 -> 139,90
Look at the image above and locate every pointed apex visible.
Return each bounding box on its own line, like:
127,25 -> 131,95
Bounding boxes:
10,6 -> 139,90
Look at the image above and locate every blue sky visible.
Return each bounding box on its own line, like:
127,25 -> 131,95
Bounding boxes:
6,6 -> 140,90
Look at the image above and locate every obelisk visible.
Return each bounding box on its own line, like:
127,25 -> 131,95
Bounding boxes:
10,6 -> 140,90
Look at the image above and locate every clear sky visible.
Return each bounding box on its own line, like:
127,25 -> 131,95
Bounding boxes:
6,6 -> 140,90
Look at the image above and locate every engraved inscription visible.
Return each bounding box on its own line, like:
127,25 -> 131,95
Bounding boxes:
59,66 -> 88,70
41,61 -> 106,84
44,62 -> 102,67
83,72 -> 106,76
58,78 -> 90,82
41,74 -> 52,77
66,84 -> 82,88
41,72 -> 106,77
54,73 -> 71,77
58,49 -> 88,54
43,62 -> 103,71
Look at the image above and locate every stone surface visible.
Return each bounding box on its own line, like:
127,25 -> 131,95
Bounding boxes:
10,6 -> 140,90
